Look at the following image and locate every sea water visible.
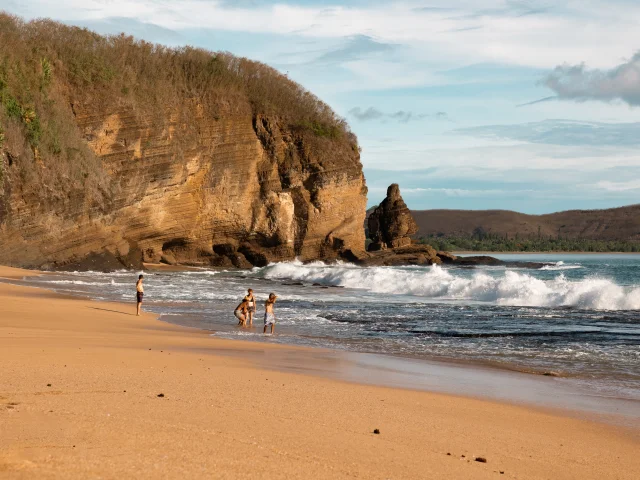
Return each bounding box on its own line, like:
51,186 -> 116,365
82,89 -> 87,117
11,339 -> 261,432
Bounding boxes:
24,253 -> 640,402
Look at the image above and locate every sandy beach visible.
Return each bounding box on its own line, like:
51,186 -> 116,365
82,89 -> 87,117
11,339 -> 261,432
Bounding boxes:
1,266 -> 639,479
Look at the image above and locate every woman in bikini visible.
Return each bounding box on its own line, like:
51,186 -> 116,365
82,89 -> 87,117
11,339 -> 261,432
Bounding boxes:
243,289 -> 256,326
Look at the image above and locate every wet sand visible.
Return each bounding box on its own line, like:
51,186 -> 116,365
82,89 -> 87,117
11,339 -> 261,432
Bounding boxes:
1,265 -> 639,479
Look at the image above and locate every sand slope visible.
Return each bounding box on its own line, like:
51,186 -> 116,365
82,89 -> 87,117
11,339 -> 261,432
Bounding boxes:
1,266 -> 638,479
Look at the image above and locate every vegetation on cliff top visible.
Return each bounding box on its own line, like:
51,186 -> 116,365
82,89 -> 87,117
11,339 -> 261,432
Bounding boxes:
0,12 -> 357,202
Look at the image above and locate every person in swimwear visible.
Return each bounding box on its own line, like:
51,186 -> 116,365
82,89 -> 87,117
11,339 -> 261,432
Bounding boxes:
243,288 -> 256,326
234,298 -> 250,327
136,274 -> 144,316
263,293 -> 277,334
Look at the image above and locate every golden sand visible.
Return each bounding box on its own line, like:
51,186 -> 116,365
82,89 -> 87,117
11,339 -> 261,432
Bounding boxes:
1,265 -> 638,479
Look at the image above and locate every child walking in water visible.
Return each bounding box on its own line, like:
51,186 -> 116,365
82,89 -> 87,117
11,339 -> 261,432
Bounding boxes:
244,289 -> 256,326
263,293 -> 277,334
136,274 -> 144,316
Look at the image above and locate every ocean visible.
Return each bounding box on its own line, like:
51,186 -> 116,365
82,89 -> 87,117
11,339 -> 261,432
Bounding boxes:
23,253 -> 640,403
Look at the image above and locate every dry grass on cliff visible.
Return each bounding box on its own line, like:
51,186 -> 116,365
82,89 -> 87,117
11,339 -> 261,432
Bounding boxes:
0,12 -> 359,218
0,13 -> 351,139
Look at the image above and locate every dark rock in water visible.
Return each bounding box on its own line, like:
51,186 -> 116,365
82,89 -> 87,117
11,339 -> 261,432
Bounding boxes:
367,184 -> 418,251
312,283 -> 323,287
354,244 -> 442,267
475,457 -> 487,463
283,282 -> 304,286
437,251 -> 457,264
452,255 -> 548,269
453,255 -> 506,266
373,429 -> 380,434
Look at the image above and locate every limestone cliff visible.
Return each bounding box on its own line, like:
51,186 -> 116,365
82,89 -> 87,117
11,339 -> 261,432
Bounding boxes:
0,15 -> 367,269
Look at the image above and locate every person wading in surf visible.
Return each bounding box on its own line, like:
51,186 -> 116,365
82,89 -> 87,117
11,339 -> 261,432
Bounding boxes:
263,293 -> 277,334
136,274 -> 144,316
244,288 -> 256,326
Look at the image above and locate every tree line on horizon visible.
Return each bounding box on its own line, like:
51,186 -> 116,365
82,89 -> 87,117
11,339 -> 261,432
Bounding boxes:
418,231 -> 640,253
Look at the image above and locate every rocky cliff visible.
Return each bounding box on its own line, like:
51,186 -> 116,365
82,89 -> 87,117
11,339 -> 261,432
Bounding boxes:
0,15 -> 367,269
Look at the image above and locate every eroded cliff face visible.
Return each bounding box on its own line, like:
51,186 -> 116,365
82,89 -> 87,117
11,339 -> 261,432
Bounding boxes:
0,16 -> 368,269
0,102 -> 367,269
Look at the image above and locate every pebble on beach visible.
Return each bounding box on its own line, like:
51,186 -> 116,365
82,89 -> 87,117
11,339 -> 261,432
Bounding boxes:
475,457 -> 487,463
157,393 -> 165,398
373,429 -> 380,434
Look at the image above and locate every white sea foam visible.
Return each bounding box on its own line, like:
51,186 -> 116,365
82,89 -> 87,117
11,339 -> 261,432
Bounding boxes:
47,279 -> 113,286
539,261 -> 583,271
260,261 -> 640,311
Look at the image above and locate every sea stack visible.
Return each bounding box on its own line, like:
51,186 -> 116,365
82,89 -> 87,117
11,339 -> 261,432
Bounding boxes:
367,184 -> 418,251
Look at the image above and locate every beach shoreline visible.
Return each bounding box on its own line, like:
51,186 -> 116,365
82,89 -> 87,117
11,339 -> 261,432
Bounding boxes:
10,266 -> 640,417
2,265 -> 639,478
7,265 -> 640,419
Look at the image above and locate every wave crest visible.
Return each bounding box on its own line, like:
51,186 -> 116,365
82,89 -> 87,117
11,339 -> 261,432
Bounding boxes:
259,261 -> 640,311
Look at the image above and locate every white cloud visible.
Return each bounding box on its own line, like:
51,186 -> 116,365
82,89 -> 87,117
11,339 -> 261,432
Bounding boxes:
10,0 -> 640,70
399,187 -> 517,197
349,107 -> 448,123
593,180 -> 640,191
455,120 -> 640,146
360,140 -> 640,174
543,53 -> 640,106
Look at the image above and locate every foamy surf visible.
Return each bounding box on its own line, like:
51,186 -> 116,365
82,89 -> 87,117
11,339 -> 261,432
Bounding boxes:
539,261 -> 583,271
258,260 -> 640,311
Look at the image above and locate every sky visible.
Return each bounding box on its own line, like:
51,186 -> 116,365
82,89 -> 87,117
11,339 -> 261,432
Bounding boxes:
4,0 -> 640,213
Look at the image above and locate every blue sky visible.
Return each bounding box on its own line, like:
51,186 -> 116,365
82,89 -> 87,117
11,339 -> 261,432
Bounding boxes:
5,0 -> 640,213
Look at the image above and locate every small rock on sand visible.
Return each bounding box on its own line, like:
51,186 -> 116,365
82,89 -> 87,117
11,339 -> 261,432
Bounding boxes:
475,457 -> 487,463
157,393 -> 165,398
373,429 -> 380,434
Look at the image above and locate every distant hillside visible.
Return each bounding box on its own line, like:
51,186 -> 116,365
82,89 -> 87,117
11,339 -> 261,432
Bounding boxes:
411,205 -> 640,242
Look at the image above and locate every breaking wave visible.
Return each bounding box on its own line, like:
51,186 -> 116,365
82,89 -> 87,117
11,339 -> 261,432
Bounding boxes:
259,261 -> 640,311
539,261 -> 583,271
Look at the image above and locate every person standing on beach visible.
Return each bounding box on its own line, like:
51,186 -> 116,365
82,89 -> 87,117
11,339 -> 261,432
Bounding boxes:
234,298 -> 250,327
244,289 -> 256,326
136,274 -> 144,316
263,293 -> 277,334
